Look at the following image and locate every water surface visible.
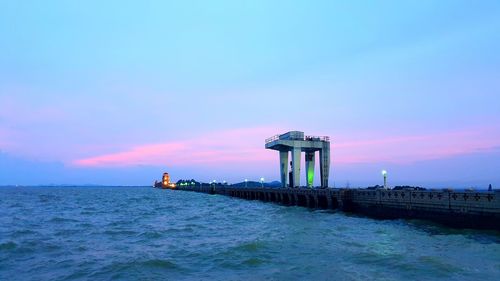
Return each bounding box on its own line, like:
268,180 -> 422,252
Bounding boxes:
0,186 -> 499,280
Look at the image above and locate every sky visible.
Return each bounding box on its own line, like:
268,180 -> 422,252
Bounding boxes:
1,0 -> 500,187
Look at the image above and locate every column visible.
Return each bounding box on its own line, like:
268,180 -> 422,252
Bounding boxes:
279,150 -> 288,188
305,151 -> 315,188
319,142 -> 330,188
292,148 -> 301,187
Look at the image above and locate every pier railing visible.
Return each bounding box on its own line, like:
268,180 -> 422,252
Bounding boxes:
306,135 -> 330,142
265,134 -> 330,144
265,135 -> 280,143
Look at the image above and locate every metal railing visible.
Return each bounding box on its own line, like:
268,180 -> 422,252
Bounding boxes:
265,135 -> 280,144
265,134 -> 330,144
305,135 -> 330,142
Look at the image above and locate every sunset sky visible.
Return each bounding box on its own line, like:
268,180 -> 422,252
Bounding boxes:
1,1 -> 500,187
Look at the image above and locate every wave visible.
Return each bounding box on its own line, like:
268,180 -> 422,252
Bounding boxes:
0,241 -> 17,251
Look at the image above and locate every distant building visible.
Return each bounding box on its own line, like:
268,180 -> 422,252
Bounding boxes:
154,172 -> 176,189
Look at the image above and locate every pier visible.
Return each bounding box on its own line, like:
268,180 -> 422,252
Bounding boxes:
157,131 -> 500,230
174,185 -> 500,230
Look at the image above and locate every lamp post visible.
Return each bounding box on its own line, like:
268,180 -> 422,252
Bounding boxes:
260,177 -> 265,188
381,170 -> 387,189
244,179 -> 248,188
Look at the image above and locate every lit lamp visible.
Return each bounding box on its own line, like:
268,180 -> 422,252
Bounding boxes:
244,179 -> 248,188
381,170 -> 388,189
260,177 -> 265,188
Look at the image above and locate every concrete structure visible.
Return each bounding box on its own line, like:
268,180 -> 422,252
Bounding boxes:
153,172 -> 176,189
172,185 -> 500,230
157,130 -> 500,230
265,131 -> 330,188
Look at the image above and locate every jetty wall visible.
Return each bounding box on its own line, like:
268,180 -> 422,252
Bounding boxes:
173,185 -> 500,230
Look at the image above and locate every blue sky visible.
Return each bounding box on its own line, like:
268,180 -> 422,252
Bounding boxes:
1,0 -> 500,187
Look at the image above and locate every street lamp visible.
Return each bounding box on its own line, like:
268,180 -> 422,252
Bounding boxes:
244,179 -> 248,188
381,170 -> 387,189
260,177 -> 265,188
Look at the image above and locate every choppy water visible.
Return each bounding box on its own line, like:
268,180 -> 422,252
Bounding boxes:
0,186 -> 499,281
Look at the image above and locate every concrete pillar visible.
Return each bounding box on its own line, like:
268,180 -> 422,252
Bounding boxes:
326,194 -> 333,208
313,195 -> 319,208
305,152 -> 315,188
319,142 -> 330,188
279,150 -> 288,188
292,148 -> 301,187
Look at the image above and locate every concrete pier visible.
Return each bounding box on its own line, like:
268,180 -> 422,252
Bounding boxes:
172,185 -> 500,230
159,131 -> 500,230
265,131 -> 330,188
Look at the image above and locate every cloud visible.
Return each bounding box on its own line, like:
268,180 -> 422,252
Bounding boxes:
333,127 -> 500,164
0,93 -> 70,155
0,94 -> 68,124
71,125 -> 500,169
72,127 -> 280,167
0,128 -> 11,148
73,142 -> 188,167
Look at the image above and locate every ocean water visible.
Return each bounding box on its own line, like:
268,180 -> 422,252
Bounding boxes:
0,186 -> 499,281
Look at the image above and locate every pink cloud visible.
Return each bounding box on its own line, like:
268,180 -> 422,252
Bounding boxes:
73,142 -> 188,167
0,94 -> 67,123
72,127 -> 279,167
71,126 -> 500,168
0,128 -> 11,148
0,94 -> 69,156
334,127 -> 500,164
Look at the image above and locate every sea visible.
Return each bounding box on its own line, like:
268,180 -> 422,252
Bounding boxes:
0,186 -> 499,281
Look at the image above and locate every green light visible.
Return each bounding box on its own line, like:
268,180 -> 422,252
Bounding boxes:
307,171 -> 314,187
